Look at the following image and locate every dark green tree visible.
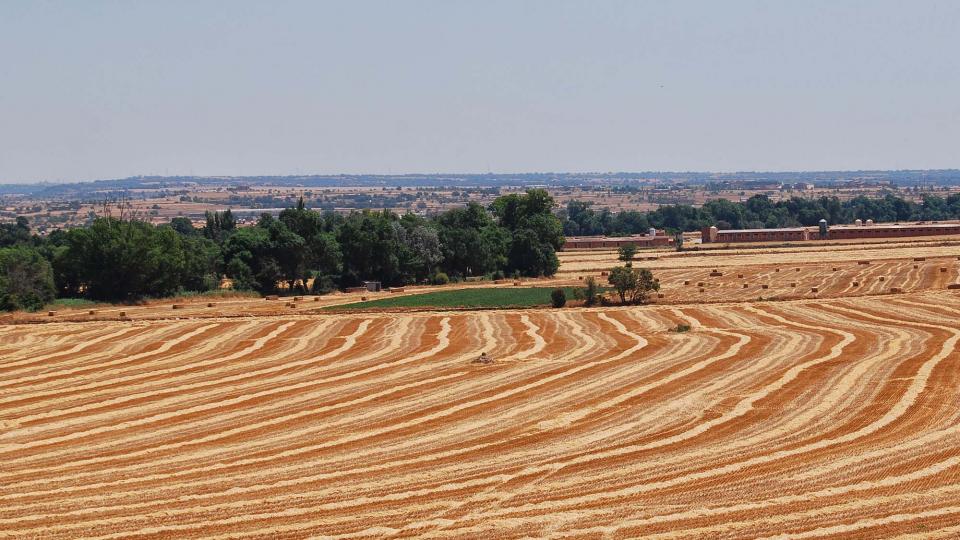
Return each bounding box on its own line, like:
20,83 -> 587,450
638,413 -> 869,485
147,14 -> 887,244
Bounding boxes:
0,245 -> 56,311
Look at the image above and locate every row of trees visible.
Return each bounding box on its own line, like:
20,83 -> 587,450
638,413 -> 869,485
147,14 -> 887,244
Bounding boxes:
560,193 -> 960,235
0,190 -> 565,311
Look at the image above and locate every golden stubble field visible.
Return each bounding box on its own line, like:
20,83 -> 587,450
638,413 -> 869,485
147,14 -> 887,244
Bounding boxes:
1,240 -> 960,538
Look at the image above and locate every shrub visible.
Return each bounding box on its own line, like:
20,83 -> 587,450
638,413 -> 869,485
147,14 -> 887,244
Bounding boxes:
432,272 -> 450,285
550,288 -> 566,308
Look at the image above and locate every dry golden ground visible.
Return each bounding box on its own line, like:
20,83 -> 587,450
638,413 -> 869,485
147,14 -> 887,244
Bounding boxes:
2,239 -> 960,538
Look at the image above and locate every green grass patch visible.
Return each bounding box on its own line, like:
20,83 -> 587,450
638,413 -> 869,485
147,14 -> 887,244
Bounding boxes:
170,289 -> 262,300
330,287 -> 594,310
48,298 -> 101,308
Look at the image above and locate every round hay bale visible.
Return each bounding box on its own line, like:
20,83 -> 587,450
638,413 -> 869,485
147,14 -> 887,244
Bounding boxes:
811,287 -> 818,293
742,283 -> 748,288
942,267 -> 949,273
47,311 -> 56,317
88,310 -> 96,315
206,302 -> 216,308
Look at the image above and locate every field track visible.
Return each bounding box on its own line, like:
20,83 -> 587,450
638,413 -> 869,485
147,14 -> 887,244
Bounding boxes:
2,292 -> 960,538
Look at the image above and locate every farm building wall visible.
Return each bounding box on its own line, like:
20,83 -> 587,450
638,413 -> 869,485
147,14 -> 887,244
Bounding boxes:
562,232 -> 672,250
701,221 -> 960,244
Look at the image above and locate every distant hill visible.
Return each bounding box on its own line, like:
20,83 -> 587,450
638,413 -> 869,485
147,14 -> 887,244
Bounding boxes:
3,169 -> 960,198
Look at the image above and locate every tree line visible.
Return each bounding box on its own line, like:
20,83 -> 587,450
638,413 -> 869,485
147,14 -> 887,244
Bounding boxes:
0,190 -> 564,311
560,193 -> 960,235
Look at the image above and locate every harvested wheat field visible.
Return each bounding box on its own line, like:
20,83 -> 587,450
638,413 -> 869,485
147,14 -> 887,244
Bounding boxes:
2,290 -> 960,538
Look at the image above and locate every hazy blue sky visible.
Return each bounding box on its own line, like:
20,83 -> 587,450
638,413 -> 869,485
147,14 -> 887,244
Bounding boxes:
1,1 -> 958,182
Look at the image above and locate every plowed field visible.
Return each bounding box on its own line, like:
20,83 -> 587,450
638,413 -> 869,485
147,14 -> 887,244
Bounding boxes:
3,291 -> 960,538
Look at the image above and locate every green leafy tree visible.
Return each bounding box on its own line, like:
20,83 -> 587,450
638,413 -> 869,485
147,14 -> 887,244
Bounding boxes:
617,243 -> 637,263
0,246 -> 56,311
169,217 -> 198,236
607,266 -> 659,304
490,189 -> 564,277
0,217 -> 32,248
62,218 -> 186,301
436,203 -> 507,278
203,209 -> 237,243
